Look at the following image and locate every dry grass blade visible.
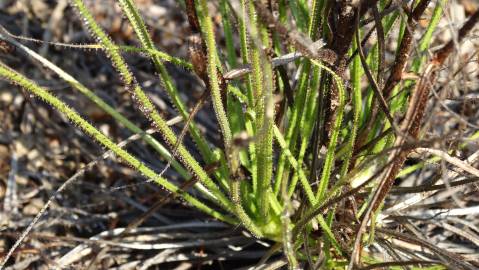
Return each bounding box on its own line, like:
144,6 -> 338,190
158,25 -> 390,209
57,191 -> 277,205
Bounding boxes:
416,147 -> 479,177
354,7 -> 396,129
3,151 -> 18,214
1,0 -> 478,268
439,222 -> 479,247
390,176 -> 479,194
384,148 -> 479,215
377,228 -> 477,269
0,126 -> 172,268
349,6 -> 479,268
56,222 -> 241,267
358,260 -> 440,270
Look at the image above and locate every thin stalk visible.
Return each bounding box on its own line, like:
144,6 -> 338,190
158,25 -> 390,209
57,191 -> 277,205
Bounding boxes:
288,0 -> 308,31
274,0 -> 324,196
0,62 -> 234,224
273,125 -> 315,204
238,0 -> 257,193
117,0 -> 214,162
230,178 -> 263,237
120,45 -> 193,69
0,26 -> 192,69
196,0 -> 264,235
196,0 -> 233,165
245,0 -> 275,218
412,0 -> 448,72
0,31 -> 189,179
275,124 -> 344,255
219,0 -> 238,68
340,38 -> 362,177
273,62 -> 311,195
71,0 -> 232,212
314,59 -> 346,202
287,66 -> 320,197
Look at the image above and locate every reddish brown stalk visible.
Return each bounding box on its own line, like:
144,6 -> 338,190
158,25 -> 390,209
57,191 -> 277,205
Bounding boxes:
351,0 -> 431,179
323,0 -> 358,123
349,8 -> 479,269
322,1 -> 359,129
330,1 -> 360,71
177,0 -> 228,164
0,39 -> 15,54
356,0 -> 431,153
325,0 -> 376,77
185,0 -> 227,107
382,0 -> 431,98
369,6 -> 479,219
187,33 -> 208,81
311,1 -> 362,193
185,0 -> 201,33
433,7 -> 479,64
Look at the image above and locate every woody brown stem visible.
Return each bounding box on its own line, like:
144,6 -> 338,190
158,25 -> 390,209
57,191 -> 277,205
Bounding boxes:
370,6 -> 479,218
382,0 -> 431,98
185,0 -> 227,108
349,8 -> 479,269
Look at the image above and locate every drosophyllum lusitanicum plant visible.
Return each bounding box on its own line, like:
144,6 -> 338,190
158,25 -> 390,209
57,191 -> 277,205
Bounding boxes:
1,0 -> 479,269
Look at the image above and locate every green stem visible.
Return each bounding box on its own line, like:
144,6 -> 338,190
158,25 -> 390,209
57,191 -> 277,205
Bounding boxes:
339,33 -> 362,177
196,0 -> 233,164
117,0 -> 214,163
0,32 -> 190,179
0,61 -> 234,224
71,0 -> 232,212
313,59 -> 346,202
247,0 -> 275,219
